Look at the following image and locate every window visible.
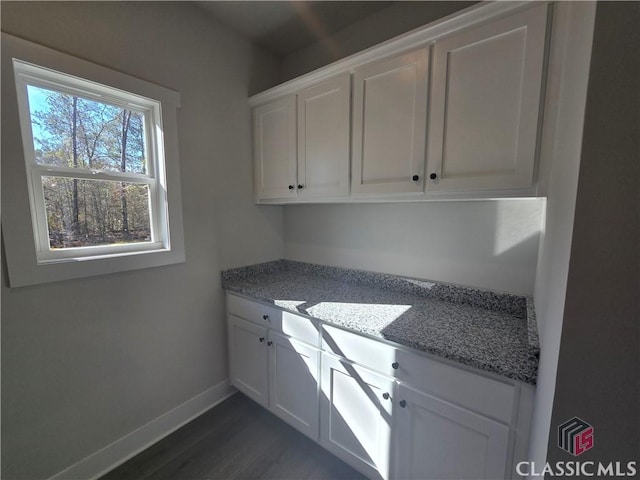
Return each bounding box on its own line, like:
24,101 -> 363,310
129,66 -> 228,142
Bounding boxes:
3,33 -> 185,286
14,60 -> 171,262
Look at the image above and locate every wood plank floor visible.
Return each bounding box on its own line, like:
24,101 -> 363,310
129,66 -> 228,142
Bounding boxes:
100,393 -> 366,480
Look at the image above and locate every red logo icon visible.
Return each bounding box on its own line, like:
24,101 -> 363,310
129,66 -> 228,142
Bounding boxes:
558,417 -> 594,456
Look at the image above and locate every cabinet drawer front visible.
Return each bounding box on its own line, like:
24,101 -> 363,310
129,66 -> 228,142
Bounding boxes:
395,349 -> 516,423
227,293 -> 280,326
227,294 -> 320,346
322,323 -> 516,423
322,324 -> 399,377
274,310 -> 321,347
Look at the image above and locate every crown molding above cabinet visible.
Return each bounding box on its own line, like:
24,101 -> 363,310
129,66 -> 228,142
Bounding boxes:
249,1 -> 553,204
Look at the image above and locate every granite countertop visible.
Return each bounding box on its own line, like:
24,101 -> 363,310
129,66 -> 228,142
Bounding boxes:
221,260 -> 539,385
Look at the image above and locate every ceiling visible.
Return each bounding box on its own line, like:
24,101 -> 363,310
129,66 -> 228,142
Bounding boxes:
196,1 -> 395,57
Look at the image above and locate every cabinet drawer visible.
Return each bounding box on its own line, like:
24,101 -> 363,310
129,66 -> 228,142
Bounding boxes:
321,323 -> 516,423
394,349 -> 516,423
227,293 -> 280,326
275,310 -> 320,347
227,294 -> 320,346
321,324 -> 399,377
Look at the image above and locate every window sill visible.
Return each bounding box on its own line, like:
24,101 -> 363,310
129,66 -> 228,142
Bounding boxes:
36,244 -> 170,265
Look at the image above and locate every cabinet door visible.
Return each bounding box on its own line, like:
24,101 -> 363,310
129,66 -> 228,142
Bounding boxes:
228,316 -> 269,407
352,49 -> 429,195
320,353 -> 395,480
394,384 -> 510,480
297,74 -> 351,198
426,4 -> 548,193
253,96 -> 297,200
268,332 -> 320,440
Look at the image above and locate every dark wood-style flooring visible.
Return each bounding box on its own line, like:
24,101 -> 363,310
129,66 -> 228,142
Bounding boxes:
100,393 -> 366,480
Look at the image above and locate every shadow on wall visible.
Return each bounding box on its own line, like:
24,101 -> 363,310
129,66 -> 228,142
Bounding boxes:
248,44 -> 282,96
279,1 -> 479,82
282,199 -> 545,296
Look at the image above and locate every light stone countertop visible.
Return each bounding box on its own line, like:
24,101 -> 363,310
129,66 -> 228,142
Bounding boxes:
222,260 -> 539,385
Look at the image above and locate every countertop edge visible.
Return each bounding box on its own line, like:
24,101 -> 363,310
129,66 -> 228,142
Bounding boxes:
224,287 -> 538,386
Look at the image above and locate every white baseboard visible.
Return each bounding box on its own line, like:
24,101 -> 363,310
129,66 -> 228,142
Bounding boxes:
48,380 -> 237,480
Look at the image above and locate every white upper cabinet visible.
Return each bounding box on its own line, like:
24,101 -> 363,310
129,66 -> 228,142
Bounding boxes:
249,2 -> 551,202
297,74 -> 351,198
253,96 -> 297,200
352,49 -> 429,195
426,3 -> 548,193
254,74 -> 351,202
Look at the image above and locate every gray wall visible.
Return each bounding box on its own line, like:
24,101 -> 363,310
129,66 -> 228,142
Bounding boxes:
548,1 -> 639,465
285,200 -> 544,295
1,2 -> 282,479
280,1 -> 475,81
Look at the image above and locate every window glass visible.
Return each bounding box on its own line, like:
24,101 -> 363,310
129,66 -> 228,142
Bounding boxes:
42,177 -> 152,249
27,85 -> 148,174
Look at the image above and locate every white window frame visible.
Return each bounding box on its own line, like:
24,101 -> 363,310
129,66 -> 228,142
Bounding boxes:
2,33 -> 185,287
14,60 -> 170,263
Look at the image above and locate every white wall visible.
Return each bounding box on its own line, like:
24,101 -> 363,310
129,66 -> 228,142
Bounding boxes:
285,200 -> 544,295
0,2 -> 282,479
527,1 -> 596,469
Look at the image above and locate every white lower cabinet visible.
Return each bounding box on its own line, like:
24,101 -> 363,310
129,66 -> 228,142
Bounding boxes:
269,331 -> 320,439
228,313 -> 321,439
393,384 -> 510,480
227,294 -> 531,480
320,353 -> 395,480
228,316 -> 269,407
319,353 -> 512,480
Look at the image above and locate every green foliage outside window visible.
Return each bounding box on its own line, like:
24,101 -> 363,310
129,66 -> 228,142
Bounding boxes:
28,86 -> 152,248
